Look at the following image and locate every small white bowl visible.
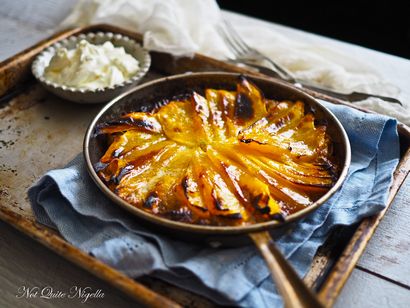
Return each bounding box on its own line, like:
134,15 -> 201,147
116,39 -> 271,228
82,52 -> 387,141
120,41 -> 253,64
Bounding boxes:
31,32 -> 151,104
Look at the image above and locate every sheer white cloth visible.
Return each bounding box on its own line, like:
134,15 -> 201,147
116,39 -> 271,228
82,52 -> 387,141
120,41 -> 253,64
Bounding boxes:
60,0 -> 410,125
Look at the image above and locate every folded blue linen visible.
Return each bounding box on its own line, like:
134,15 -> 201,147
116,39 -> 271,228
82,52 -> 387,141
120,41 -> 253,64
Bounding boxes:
29,101 -> 400,307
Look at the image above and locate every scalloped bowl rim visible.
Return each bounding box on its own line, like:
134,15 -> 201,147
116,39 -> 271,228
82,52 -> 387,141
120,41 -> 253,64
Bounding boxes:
31,31 -> 151,95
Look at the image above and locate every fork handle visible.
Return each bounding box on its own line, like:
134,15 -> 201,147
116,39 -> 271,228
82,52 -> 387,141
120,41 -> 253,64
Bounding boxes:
301,83 -> 403,105
260,57 -> 296,82
241,62 -> 403,106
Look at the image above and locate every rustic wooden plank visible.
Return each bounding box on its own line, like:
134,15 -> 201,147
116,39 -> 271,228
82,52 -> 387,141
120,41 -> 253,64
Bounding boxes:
138,277 -> 215,308
0,0 -> 74,61
335,268 -> 410,308
317,148 -> 410,306
0,216 -> 213,308
357,174 -> 410,287
0,16 -> 48,61
0,220 -> 133,308
0,207 -> 181,308
1,0 -> 74,31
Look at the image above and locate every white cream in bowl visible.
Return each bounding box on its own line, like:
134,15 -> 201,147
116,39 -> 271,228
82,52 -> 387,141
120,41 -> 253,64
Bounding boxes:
44,40 -> 140,90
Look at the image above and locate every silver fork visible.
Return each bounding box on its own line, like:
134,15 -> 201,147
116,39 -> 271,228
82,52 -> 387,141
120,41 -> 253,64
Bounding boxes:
220,20 -> 296,82
219,20 -> 403,106
219,20 -> 297,83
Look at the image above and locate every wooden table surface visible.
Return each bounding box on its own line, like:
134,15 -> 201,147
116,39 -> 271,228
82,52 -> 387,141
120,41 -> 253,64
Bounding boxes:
1,1 -> 409,307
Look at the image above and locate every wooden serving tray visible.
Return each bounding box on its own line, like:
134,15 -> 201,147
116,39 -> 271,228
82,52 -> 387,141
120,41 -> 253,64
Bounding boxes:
1,24 -> 409,307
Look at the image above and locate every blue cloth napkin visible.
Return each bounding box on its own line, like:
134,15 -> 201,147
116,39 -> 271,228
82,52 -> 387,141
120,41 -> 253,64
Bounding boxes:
28,102 -> 400,307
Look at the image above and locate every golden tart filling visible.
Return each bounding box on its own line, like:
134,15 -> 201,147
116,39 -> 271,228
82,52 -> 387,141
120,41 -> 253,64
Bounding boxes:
95,77 -> 338,226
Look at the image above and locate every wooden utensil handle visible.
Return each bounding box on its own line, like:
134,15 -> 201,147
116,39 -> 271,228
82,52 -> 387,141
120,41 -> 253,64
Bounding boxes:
250,231 -> 325,308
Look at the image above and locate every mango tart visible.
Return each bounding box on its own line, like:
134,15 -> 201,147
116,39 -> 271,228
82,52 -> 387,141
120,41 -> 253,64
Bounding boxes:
95,77 -> 339,226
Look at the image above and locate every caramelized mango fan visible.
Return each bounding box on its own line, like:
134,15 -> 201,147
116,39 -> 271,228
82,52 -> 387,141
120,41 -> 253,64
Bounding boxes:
95,77 -> 338,226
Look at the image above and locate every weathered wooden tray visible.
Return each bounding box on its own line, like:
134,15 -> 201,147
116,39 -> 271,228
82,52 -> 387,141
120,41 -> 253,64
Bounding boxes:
1,24 -> 409,307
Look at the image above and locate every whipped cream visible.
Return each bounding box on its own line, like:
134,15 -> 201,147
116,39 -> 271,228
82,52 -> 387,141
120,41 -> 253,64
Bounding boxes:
44,40 -> 140,90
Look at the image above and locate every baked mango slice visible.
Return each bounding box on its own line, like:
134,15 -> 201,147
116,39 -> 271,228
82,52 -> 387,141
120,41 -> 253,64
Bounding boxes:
205,89 -> 230,141
195,150 -> 247,220
206,146 -> 282,219
214,144 -> 312,212
96,77 -> 338,226
155,100 -> 197,146
176,161 -> 210,219
100,131 -> 166,163
95,112 -> 162,135
115,144 -> 192,213
234,76 -> 267,127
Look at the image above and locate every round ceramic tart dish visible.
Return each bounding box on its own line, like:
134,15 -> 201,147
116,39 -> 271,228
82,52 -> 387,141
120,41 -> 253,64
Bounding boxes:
84,72 -> 351,232
31,32 -> 151,104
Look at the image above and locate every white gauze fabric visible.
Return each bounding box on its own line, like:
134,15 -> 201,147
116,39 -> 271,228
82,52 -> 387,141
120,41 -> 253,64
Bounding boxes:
59,0 -> 410,125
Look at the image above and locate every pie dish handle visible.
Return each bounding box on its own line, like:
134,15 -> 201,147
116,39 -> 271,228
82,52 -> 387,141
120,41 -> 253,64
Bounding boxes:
249,231 -> 325,308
